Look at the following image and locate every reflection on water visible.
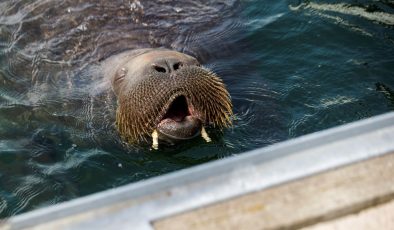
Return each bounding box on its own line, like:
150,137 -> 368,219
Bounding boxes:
293,2 -> 394,25
1,0 -> 394,217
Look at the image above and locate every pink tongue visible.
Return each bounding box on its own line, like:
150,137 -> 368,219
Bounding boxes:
171,111 -> 186,122
166,104 -> 189,122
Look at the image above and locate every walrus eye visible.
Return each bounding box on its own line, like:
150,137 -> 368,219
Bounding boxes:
154,65 -> 166,73
114,67 -> 127,83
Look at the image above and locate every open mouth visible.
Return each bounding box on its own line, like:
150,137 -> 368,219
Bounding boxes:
156,95 -> 202,140
162,95 -> 191,122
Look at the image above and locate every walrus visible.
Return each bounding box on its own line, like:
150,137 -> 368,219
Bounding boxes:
0,0 -> 237,151
102,48 -> 233,149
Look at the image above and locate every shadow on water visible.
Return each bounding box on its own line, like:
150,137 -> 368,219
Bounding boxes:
1,0 -> 394,217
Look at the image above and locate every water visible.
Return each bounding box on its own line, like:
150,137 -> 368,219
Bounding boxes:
1,0 -> 393,218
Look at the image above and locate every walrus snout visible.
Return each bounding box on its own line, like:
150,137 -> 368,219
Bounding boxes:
152,57 -> 190,74
157,95 -> 202,140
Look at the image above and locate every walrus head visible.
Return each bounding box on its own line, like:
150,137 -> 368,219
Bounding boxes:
108,49 -> 232,148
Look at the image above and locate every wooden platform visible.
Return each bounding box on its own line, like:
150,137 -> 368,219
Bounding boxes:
153,153 -> 394,230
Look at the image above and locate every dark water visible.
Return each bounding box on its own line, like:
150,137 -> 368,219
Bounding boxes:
1,0 -> 394,217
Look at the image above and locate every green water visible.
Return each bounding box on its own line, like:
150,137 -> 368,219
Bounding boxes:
1,0 -> 394,217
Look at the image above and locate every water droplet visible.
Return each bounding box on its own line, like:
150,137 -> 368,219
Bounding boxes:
129,0 -> 144,12
77,24 -> 88,32
174,7 -> 182,13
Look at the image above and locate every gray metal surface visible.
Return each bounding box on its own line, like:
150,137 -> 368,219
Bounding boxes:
2,112 -> 394,230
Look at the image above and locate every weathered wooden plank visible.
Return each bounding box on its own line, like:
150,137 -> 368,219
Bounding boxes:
302,199 -> 394,230
153,153 -> 394,230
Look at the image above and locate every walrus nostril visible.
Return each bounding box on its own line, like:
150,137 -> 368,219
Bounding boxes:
173,62 -> 182,70
154,65 -> 166,73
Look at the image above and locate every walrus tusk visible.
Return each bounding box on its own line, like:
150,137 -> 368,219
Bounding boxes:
152,130 -> 159,150
201,126 -> 211,142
